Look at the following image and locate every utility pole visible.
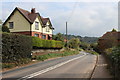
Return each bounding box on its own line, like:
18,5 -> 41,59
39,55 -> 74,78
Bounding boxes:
66,22 -> 68,47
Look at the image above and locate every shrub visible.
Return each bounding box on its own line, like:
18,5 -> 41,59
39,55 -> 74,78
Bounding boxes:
68,38 -> 80,49
106,46 -> 120,80
2,32 -> 32,64
2,26 -> 10,32
32,36 -> 64,49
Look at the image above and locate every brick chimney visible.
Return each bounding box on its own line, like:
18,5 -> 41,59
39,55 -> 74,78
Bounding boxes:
31,8 -> 35,13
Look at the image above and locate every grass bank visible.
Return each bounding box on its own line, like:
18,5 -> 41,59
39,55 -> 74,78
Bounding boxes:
2,50 -> 79,70
33,50 -> 79,61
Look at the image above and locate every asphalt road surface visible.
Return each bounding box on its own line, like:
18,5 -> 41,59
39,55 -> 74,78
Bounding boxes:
2,51 -> 97,80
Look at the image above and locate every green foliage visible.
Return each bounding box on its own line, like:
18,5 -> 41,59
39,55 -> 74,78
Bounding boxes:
2,63 -> 16,69
2,26 -> 10,33
35,50 -> 79,61
90,43 -> 99,52
85,50 -> 99,55
81,36 -> 98,44
53,33 -> 98,44
106,46 -> 120,79
112,28 -> 117,32
80,42 -> 90,50
68,38 -> 80,49
32,36 -> 64,49
2,32 -> 32,65
53,33 -> 64,41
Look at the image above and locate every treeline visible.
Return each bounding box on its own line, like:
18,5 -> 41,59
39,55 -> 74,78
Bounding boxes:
53,33 -> 98,44
53,33 -> 98,51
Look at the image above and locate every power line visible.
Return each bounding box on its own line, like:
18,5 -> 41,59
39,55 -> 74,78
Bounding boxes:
67,1 -> 78,22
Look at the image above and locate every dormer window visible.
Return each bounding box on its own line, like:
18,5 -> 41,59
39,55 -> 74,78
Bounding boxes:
35,22 -> 39,30
9,22 -> 14,29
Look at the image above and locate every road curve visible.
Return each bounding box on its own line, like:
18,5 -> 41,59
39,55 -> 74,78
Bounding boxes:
2,51 -> 97,80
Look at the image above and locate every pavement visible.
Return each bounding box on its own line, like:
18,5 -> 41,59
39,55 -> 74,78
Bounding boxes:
1,51 -> 113,80
91,55 -> 113,79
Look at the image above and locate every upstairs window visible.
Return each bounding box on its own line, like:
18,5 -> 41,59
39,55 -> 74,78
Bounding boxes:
46,26 -> 49,32
35,22 -> 39,30
9,22 -> 14,29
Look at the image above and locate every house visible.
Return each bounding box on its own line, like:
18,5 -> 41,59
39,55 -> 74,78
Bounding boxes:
3,7 -> 54,40
98,30 -> 120,53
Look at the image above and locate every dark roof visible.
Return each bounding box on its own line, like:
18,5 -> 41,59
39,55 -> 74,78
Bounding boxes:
99,32 -> 120,40
41,17 -> 54,29
3,7 -> 54,29
41,17 -> 49,25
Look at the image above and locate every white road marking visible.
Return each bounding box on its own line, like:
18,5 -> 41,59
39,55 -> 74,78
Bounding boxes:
18,53 -> 86,80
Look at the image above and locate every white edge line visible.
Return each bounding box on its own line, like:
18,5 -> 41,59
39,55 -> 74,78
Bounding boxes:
18,53 -> 86,80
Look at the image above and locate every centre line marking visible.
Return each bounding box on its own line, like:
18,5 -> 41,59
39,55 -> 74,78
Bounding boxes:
18,53 -> 86,80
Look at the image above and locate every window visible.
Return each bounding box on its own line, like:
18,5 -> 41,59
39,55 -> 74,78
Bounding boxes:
9,22 -> 14,29
34,34 -> 39,37
35,22 -> 39,30
46,26 -> 49,32
42,35 -> 46,39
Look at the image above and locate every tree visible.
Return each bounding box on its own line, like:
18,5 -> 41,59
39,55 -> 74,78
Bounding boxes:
112,28 -> 117,32
90,43 -> 98,51
2,26 -> 10,32
53,33 -> 64,41
68,38 -> 80,49
80,42 -> 90,50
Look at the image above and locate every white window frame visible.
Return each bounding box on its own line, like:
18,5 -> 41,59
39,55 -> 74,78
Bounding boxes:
35,21 -> 39,30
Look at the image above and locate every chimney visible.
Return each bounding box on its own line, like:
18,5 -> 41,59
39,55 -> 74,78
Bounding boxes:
31,8 -> 35,13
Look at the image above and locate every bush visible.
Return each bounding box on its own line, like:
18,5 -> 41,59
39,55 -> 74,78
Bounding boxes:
2,26 -> 10,32
68,38 -> 80,49
32,36 -> 64,49
106,46 -> 120,80
2,32 -> 32,64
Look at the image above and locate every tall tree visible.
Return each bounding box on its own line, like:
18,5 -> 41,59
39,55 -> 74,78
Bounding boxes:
53,33 -> 64,41
68,38 -> 80,49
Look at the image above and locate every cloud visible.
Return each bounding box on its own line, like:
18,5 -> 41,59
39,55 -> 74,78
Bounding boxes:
1,2 -> 118,37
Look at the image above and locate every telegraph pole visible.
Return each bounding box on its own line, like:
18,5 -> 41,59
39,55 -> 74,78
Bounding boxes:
66,22 -> 68,47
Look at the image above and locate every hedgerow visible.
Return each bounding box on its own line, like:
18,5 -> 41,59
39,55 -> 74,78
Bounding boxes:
32,36 -> 64,49
2,32 -> 32,64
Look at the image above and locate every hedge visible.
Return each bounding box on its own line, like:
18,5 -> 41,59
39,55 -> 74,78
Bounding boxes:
2,32 -> 32,64
32,36 -> 64,49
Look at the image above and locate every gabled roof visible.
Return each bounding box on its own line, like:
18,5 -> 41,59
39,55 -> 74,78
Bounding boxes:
41,17 -> 54,29
3,7 -> 54,29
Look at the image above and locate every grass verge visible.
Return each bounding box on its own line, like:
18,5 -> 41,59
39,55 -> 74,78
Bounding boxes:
85,50 -> 99,55
2,50 -> 79,70
33,50 -> 79,61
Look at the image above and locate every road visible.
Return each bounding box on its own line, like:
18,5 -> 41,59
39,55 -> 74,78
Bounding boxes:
2,51 -> 97,80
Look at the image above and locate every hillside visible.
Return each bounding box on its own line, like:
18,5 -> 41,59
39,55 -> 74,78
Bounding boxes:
61,34 -> 98,43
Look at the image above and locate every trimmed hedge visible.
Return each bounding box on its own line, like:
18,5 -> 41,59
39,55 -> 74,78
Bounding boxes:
2,32 -> 32,64
32,36 -> 63,49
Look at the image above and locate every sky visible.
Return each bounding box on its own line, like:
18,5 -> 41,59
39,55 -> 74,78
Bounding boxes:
0,0 -> 119,37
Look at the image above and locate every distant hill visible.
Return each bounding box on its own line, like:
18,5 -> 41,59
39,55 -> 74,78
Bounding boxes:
61,34 -> 99,44
81,36 -> 98,43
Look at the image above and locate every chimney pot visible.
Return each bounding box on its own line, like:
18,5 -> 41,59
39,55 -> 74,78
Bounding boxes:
31,8 -> 35,13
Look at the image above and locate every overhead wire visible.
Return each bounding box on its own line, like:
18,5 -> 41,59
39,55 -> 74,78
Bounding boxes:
67,0 -> 78,22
